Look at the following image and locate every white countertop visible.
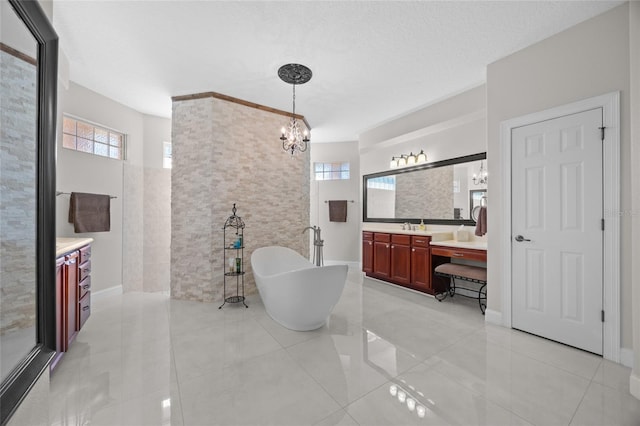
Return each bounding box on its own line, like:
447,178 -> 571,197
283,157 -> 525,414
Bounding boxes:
362,225 -> 453,241
56,237 -> 94,258
430,239 -> 487,251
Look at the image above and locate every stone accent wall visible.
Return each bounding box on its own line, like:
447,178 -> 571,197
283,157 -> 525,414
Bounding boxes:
122,164 -> 144,292
0,50 -> 37,335
395,166 -> 453,219
171,96 -> 310,302
143,168 -> 171,292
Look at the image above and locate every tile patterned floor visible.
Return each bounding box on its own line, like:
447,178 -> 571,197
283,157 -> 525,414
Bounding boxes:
42,268 -> 640,425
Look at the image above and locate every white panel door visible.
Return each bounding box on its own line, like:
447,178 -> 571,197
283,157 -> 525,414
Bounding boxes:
511,108 -> 603,355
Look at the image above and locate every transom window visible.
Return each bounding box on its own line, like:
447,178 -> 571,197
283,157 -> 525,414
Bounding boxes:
366,176 -> 396,191
314,162 -> 350,181
62,115 -> 125,160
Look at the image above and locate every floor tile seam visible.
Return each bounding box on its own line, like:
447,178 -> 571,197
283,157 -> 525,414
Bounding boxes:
280,343 -> 347,410
418,354 -> 542,425
566,377 -> 593,426
313,408 -> 361,426
169,344 -> 187,426
174,343 -> 287,385
424,367 -> 535,426
342,378 -> 392,413
506,345 -> 600,382
252,312 -> 296,351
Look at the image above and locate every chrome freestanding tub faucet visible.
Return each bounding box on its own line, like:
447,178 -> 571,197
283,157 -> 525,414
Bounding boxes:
302,226 -> 324,266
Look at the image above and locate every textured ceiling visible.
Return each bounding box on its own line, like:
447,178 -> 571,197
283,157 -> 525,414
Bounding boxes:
52,1 -> 622,142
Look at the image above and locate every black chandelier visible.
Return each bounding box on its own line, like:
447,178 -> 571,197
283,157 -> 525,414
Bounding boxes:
278,64 -> 312,156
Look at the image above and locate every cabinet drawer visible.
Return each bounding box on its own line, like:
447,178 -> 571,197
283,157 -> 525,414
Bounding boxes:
79,245 -> 91,264
391,234 -> 410,245
79,260 -> 91,282
411,236 -> 431,247
362,231 -> 373,241
78,292 -> 91,330
78,276 -> 91,300
431,246 -> 487,262
374,233 -> 390,242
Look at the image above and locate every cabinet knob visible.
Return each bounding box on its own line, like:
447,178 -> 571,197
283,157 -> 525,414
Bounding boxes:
386,244 -> 389,248
391,245 -> 394,249
412,248 -> 415,252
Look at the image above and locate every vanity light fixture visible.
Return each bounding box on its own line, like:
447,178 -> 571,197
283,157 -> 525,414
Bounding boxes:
278,63 -> 312,156
389,150 -> 427,169
473,161 -> 488,185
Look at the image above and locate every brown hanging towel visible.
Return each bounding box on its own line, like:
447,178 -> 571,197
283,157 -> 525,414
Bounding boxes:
328,200 -> 348,222
474,206 -> 487,236
68,192 -> 111,233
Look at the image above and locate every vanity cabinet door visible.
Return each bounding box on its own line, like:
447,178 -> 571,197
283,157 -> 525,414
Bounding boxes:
362,233 -> 373,274
64,251 -> 79,348
373,241 -> 390,278
54,257 -> 65,353
390,243 -> 411,285
411,246 -> 431,292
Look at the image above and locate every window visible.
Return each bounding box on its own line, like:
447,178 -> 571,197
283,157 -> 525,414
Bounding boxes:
366,176 -> 396,191
62,115 -> 125,160
314,162 -> 350,181
163,142 -> 172,169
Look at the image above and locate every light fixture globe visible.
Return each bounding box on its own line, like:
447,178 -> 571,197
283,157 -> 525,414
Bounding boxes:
278,64 -> 312,156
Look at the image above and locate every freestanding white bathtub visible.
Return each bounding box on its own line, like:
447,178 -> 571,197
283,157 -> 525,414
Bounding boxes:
251,246 -> 348,331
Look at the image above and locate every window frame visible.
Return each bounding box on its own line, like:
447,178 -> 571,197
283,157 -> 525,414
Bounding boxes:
62,114 -> 126,160
314,161 -> 350,181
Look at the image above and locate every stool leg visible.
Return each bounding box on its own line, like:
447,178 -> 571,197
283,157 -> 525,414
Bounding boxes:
479,283 -> 487,314
449,276 -> 455,297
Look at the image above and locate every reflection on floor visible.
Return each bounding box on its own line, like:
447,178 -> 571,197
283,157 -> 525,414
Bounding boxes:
41,268 -> 640,425
1,326 -> 35,381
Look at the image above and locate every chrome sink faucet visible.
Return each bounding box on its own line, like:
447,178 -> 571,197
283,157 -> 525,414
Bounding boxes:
402,222 -> 411,230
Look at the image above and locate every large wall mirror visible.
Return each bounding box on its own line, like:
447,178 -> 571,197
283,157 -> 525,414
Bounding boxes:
363,153 -> 487,225
0,0 -> 57,424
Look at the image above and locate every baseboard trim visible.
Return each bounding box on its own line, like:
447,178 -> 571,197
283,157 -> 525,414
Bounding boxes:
620,348 -> 635,368
324,260 -> 360,269
484,309 -> 503,325
92,285 -> 123,303
631,372 -> 640,400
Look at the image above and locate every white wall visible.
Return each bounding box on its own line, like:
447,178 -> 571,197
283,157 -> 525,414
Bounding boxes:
359,85 -> 486,176
56,81 -> 171,293
310,141 -> 360,263
56,82 -> 133,292
629,0 -> 640,399
486,4 -> 632,348
143,115 -> 171,169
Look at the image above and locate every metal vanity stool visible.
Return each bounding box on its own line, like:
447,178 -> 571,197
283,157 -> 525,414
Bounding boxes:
434,263 -> 487,314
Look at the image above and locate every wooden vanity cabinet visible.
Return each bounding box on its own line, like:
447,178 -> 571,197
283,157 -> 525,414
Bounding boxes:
390,234 -> 411,285
362,232 -> 374,274
363,232 -> 434,294
77,245 -> 91,330
51,257 -> 66,370
64,251 -> 79,348
52,243 -> 92,371
410,236 -> 432,293
372,233 -> 391,279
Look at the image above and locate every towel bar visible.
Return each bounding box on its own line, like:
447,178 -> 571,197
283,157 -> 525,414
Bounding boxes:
56,191 -> 117,199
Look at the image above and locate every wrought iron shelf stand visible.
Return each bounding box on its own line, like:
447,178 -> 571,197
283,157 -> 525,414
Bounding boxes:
219,204 -> 248,309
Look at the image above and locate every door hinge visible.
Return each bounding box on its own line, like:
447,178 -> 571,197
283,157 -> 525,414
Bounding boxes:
599,126 -> 606,141
601,310 -> 605,322
601,219 -> 605,231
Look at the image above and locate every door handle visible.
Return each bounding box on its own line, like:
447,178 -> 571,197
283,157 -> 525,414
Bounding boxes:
515,235 -> 531,242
